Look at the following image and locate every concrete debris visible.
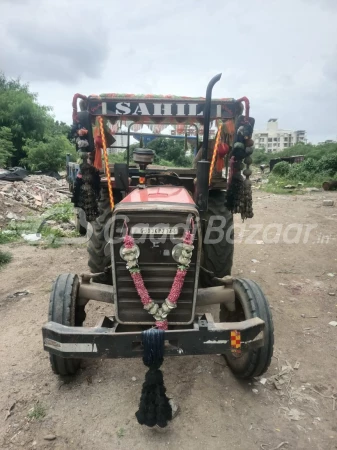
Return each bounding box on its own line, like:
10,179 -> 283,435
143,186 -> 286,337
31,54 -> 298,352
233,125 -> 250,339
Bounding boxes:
323,199 -> 334,206
22,233 -> 42,242
5,401 -> 16,420
328,321 -> 337,327
6,212 -> 22,220
7,290 -> 30,299
279,407 -> 304,421
169,400 -> 179,419
0,175 -> 68,210
43,435 -> 56,441
268,364 -> 293,390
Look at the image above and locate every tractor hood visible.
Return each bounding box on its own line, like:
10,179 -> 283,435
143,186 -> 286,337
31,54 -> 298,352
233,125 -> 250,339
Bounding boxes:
121,186 -> 195,205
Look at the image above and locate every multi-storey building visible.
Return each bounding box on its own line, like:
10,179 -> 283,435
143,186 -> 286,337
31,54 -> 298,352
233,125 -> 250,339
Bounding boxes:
253,119 -> 306,153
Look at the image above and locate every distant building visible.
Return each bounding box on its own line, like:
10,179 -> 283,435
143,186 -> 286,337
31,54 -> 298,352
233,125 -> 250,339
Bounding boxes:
253,119 -> 307,153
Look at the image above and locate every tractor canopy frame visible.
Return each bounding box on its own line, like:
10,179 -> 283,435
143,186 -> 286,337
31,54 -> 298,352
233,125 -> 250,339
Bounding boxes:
72,74 -> 249,210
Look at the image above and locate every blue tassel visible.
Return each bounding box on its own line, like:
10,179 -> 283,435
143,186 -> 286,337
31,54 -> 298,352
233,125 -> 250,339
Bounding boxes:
135,328 -> 172,428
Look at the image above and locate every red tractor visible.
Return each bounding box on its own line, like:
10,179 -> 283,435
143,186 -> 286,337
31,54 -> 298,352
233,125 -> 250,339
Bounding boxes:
43,74 -> 273,428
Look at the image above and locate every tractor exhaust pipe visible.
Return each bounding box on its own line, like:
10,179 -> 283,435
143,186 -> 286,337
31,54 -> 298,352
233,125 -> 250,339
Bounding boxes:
195,73 -> 222,211
202,73 -> 222,160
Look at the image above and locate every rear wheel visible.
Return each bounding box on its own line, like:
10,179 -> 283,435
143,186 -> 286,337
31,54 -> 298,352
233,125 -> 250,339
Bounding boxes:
48,274 -> 86,376
87,189 -> 114,284
221,278 -> 274,379
200,190 -> 234,287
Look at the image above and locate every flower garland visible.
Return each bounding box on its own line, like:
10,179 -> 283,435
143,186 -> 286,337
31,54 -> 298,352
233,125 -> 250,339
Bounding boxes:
121,224 -> 195,330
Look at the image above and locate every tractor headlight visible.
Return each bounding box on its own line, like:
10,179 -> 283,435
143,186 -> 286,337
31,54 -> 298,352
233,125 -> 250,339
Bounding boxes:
119,244 -> 140,261
171,243 -> 184,263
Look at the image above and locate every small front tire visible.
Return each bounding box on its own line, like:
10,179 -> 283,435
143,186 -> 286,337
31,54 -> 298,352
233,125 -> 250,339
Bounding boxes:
48,274 -> 86,376
221,278 -> 274,379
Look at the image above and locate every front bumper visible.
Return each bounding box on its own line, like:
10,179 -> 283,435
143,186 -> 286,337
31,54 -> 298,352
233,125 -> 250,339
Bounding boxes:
42,314 -> 265,359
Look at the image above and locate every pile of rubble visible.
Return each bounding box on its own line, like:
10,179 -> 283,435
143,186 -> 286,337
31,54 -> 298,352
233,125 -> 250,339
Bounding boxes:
0,175 -> 69,209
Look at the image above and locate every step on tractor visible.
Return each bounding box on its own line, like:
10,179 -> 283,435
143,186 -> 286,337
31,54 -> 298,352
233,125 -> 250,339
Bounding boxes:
43,74 -> 274,428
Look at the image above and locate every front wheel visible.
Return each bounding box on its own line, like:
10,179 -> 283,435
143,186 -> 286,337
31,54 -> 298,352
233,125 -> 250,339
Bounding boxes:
221,278 -> 274,379
48,274 -> 86,376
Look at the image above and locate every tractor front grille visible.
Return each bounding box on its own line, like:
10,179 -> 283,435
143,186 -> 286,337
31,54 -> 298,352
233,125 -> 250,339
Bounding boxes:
111,209 -> 200,325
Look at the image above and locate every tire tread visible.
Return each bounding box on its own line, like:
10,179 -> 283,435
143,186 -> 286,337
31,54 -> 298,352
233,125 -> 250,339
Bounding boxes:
224,278 -> 274,379
87,193 -> 112,283
48,274 -> 81,376
200,191 -> 234,286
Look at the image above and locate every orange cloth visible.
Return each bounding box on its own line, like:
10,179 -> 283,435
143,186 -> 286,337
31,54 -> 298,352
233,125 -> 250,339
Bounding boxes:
93,136 -> 103,170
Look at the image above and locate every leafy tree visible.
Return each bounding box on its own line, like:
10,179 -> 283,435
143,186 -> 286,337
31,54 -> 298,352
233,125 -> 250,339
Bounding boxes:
22,135 -> 76,172
0,73 -> 52,164
271,142 -> 337,161
272,161 -> 290,177
0,127 -> 15,166
46,119 -> 72,139
0,73 -> 75,170
147,137 -> 192,167
267,144 -> 337,186
252,147 -> 272,165
108,151 -> 128,164
317,154 -> 337,175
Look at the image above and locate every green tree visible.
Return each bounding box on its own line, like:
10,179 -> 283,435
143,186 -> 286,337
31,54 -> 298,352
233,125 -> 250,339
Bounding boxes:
252,147 -> 272,165
317,154 -> 337,175
148,137 -> 192,167
272,161 -> 290,177
46,119 -> 72,139
0,126 -> 15,166
0,73 -> 52,164
272,142 -> 337,161
22,135 -> 76,172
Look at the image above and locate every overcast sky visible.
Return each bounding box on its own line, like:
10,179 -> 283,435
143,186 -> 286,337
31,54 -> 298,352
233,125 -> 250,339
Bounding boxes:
1,0 -> 336,143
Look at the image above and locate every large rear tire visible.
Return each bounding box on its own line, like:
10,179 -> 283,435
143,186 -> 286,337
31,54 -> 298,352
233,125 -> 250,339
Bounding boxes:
87,189 -> 113,284
48,274 -> 86,376
221,278 -> 274,379
200,190 -> 234,287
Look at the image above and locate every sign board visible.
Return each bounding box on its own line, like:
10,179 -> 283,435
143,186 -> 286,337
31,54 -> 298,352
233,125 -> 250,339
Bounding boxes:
88,95 -> 240,122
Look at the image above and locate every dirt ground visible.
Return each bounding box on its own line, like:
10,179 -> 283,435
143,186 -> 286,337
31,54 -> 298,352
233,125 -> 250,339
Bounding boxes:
1,190 -> 337,450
